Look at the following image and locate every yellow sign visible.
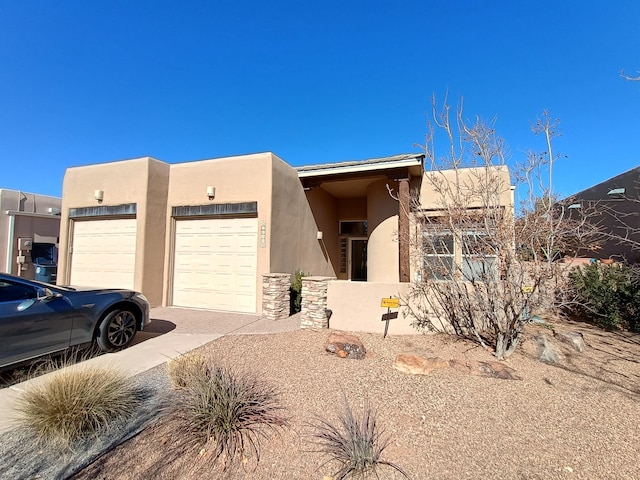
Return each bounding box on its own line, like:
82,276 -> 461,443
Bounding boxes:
522,286 -> 534,294
381,297 -> 400,308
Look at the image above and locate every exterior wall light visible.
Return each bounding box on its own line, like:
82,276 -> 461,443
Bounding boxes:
206,186 -> 216,200
94,190 -> 104,202
317,231 -> 323,240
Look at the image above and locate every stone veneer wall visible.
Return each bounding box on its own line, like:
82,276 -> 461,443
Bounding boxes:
262,273 -> 291,321
300,276 -> 336,329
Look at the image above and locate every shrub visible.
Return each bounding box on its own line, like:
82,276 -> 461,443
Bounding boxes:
290,269 -> 307,313
16,365 -> 141,448
569,262 -> 640,331
174,363 -> 288,470
166,351 -> 209,389
309,397 -> 410,479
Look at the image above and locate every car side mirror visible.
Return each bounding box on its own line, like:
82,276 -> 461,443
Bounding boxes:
37,287 -> 61,302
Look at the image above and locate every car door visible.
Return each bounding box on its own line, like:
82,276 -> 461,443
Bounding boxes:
0,279 -> 75,368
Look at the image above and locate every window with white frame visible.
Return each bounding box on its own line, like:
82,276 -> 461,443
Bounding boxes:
460,231 -> 498,281
422,224 -> 497,281
422,231 -> 455,280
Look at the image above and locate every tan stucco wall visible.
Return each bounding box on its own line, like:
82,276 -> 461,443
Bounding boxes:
162,153 -> 274,311
366,179 -> 400,282
270,155 -> 335,280
327,280 -> 419,334
58,157 -> 169,305
337,197 -> 366,219
0,189 -> 61,276
304,187 -> 340,278
140,160 -> 170,305
419,165 -> 513,210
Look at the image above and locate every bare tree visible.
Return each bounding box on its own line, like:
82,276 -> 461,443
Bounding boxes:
404,97 -> 600,360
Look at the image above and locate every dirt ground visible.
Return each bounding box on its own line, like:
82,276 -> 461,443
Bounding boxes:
70,319 -> 639,480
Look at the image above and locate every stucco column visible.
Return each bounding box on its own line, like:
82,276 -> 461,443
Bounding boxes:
398,178 -> 410,282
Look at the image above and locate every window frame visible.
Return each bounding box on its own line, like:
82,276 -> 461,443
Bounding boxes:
421,225 -> 498,282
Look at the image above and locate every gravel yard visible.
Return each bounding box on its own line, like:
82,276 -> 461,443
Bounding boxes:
66,318 -> 640,480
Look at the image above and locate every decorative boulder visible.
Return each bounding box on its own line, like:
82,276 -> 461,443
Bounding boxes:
393,352 -> 449,375
325,332 -> 366,359
553,331 -> 586,352
533,334 -> 563,364
393,352 -> 519,380
448,359 -> 520,380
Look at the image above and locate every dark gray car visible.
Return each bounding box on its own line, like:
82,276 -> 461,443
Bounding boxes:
0,273 -> 150,369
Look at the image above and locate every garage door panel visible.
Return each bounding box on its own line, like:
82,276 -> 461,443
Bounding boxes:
172,218 -> 258,313
70,219 -> 136,289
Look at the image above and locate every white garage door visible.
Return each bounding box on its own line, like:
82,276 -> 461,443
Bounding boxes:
70,218 -> 137,289
172,218 -> 258,313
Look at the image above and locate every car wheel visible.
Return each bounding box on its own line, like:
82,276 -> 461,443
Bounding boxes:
96,309 -> 138,352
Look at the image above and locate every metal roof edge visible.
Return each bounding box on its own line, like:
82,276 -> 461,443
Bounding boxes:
296,153 -> 424,177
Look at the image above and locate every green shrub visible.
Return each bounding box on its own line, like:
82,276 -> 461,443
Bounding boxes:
309,398 -> 410,479
290,269 -> 307,313
174,363 -> 288,470
16,365 -> 141,448
569,262 -> 640,332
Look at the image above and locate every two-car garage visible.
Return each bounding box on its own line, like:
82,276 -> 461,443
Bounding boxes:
67,204 -> 259,314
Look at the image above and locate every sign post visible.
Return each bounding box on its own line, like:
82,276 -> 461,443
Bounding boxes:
380,296 -> 399,338
521,285 -> 534,322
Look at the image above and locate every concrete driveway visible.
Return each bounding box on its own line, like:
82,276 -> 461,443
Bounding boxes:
0,307 -> 300,434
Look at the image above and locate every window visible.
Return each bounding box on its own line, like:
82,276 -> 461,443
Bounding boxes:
422,227 -> 498,281
339,221 -> 368,236
0,280 -> 37,303
339,238 -> 347,273
423,233 -> 454,280
461,232 -> 498,281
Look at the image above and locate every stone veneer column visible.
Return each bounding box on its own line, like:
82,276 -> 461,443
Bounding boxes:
300,276 -> 336,329
262,273 -> 292,321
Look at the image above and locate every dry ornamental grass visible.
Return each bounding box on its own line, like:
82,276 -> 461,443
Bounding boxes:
16,365 -> 142,448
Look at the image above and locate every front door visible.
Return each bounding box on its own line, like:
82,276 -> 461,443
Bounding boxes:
350,239 -> 368,281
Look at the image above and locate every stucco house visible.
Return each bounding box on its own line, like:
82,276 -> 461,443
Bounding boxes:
566,165 -> 640,263
1,189 -> 61,281
57,152 -> 512,333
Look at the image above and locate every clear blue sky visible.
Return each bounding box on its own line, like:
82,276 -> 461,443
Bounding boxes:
1,0 -> 639,199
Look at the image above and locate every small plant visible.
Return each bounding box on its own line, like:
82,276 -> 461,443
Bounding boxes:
174,363 -> 289,470
16,365 -> 141,448
166,351 -> 209,389
310,397 -> 410,479
569,262 -> 640,331
291,269 -> 307,313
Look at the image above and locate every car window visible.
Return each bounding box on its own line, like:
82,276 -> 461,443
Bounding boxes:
0,280 -> 37,303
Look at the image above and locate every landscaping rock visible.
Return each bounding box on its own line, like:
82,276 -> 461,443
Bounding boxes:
448,359 -> 520,380
533,334 -> 563,364
553,331 -> 586,352
325,332 -> 366,359
393,352 -> 449,375
393,352 -> 519,380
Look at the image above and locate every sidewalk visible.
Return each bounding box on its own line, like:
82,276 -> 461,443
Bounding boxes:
0,307 -> 300,434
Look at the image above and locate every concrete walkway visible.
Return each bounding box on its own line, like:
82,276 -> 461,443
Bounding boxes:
0,307 -> 300,434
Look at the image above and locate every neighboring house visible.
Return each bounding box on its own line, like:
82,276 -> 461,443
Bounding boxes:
0,189 -> 61,281
57,152 -> 513,333
567,165 -> 640,263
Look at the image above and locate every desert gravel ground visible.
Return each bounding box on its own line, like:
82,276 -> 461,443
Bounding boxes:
66,319 -> 640,480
